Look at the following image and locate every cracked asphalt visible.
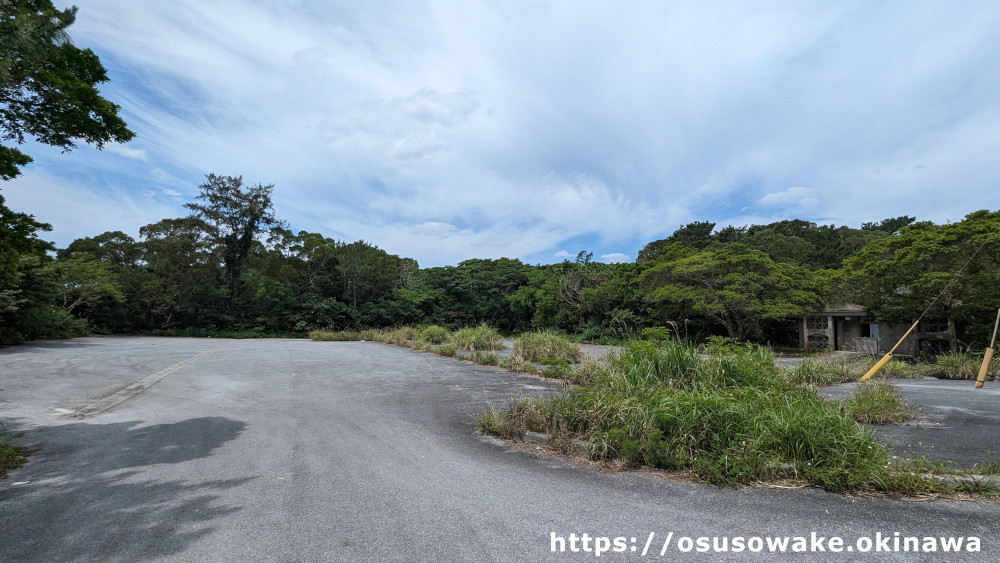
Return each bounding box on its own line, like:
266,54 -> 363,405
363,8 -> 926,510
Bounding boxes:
1,337 -> 998,562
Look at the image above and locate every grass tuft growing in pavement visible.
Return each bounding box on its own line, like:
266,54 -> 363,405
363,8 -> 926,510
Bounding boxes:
309,329 -> 383,341
922,349 -> 991,380
513,332 -> 582,363
0,430 -> 29,479
419,325 -> 451,344
840,381 -> 913,425
451,324 -> 503,352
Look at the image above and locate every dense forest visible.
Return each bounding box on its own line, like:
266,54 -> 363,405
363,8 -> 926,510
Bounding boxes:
4,173 -> 1000,348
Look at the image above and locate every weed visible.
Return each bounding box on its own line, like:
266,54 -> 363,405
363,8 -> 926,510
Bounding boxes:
783,355 -> 885,386
309,329 -> 384,342
514,331 -> 582,363
309,330 -> 361,341
435,341 -> 458,357
975,460 -> 1000,475
419,325 -> 451,344
0,431 -> 29,479
499,354 -> 540,375
540,358 -> 572,378
477,339 -> 916,493
840,381 -> 913,425
925,349 -> 991,380
473,351 -> 501,366
475,407 -> 521,439
451,324 -> 503,352
384,327 -> 418,347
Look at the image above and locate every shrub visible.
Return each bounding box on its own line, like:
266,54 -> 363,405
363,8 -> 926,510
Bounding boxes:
640,326 -> 673,343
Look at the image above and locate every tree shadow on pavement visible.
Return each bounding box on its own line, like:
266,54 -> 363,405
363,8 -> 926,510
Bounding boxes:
0,416 -> 254,562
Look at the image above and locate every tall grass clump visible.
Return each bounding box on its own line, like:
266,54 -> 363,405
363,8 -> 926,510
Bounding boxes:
309,329 -> 384,341
451,324 -> 503,352
782,354 -> 892,386
481,339 -> 894,492
926,349 -> 988,380
841,381 -> 913,425
514,331 -> 582,363
384,327 -> 419,347
310,330 -> 360,341
419,325 -> 451,344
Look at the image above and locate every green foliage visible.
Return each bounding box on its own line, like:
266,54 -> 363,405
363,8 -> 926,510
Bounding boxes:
540,358 -> 572,378
0,1 -> 134,179
185,174 -> 286,294
976,460 -> 1000,475
861,215 -> 916,234
484,339 -> 892,491
842,210 -> 1000,333
5,177 -> 996,362
0,195 -> 90,344
472,351 -> 501,366
140,328 -> 304,339
923,349 -> 989,380
418,324 -> 450,344
0,430 -> 29,479
435,341 -> 458,357
385,327 -> 418,346
309,330 -> 368,341
640,326 -> 673,343
840,381 -> 913,425
451,323 -> 502,351
641,243 -> 822,340
785,356 -> 874,386
419,257 -> 531,331
513,331 -> 582,363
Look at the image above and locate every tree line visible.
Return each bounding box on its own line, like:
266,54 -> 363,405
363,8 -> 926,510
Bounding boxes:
3,3 -> 999,349
4,172 -> 999,348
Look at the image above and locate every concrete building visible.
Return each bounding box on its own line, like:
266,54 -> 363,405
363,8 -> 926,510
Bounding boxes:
798,304 -> 956,356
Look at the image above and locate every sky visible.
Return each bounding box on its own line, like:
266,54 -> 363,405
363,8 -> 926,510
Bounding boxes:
4,1 -> 1000,267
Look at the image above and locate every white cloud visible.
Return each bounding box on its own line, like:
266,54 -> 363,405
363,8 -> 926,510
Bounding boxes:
760,187 -> 821,208
3,168 -> 182,247
600,253 -> 630,263
553,250 -> 573,258
5,1 -> 993,265
104,144 -> 149,161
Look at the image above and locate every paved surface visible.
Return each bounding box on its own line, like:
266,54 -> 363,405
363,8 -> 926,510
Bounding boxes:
821,379 -> 1000,468
1,337 -> 998,562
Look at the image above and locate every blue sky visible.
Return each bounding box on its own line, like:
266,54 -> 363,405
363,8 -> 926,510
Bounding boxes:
4,1 -> 1000,267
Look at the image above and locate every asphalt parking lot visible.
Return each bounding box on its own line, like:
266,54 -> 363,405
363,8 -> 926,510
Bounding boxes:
820,378 -> 1000,468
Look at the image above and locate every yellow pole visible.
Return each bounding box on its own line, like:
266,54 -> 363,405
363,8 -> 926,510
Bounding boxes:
859,319 -> 921,382
974,308 -> 1000,389
975,349 -> 995,389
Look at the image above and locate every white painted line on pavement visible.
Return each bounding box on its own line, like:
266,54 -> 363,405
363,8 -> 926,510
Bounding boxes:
71,345 -> 227,419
